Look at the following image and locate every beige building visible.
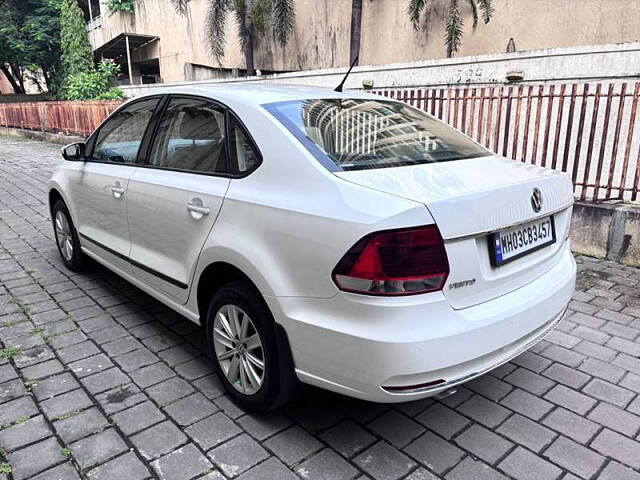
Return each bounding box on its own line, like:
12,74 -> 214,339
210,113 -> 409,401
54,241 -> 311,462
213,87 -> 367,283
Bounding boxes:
80,0 -> 640,85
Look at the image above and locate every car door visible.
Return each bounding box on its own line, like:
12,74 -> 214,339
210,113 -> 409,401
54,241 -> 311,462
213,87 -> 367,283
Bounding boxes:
70,97 -> 161,273
126,96 -> 233,303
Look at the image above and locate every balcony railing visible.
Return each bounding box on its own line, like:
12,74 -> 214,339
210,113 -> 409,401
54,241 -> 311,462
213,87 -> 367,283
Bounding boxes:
86,15 -> 103,32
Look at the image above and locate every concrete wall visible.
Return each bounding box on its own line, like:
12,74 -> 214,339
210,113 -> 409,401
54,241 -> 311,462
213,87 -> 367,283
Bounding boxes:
571,202 -> 640,267
90,0 -> 640,83
122,42 -> 640,94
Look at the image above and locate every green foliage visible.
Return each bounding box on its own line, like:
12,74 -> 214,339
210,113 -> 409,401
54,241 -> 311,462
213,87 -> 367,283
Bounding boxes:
0,346 -> 21,360
24,380 -> 38,392
14,415 -> 30,424
65,61 -> 124,100
0,463 -> 11,475
62,447 -> 72,457
407,0 -> 494,57
60,0 -> 94,80
0,0 -> 64,94
106,0 -> 135,14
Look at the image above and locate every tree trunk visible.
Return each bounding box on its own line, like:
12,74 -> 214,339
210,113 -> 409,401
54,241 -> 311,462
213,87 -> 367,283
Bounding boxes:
12,63 -> 25,93
0,65 -> 25,94
244,21 -> 255,76
349,0 -> 363,65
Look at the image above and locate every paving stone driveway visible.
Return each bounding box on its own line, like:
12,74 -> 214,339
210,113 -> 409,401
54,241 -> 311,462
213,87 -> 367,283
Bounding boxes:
1,135 -> 640,480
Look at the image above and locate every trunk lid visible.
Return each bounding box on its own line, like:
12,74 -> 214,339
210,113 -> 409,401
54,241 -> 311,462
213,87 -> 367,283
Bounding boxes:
335,155 -> 574,309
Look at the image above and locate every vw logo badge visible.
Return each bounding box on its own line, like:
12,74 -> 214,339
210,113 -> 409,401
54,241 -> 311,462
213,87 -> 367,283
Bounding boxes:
531,188 -> 543,213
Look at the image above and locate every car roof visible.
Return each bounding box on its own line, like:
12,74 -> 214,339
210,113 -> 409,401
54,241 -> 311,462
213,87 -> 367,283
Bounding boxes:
132,83 -> 385,107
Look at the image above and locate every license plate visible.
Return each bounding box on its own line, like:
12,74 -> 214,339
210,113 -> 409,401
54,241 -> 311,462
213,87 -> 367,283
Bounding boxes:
489,216 -> 556,266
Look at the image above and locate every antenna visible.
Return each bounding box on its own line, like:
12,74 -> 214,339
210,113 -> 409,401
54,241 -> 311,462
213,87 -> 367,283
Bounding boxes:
334,56 -> 359,92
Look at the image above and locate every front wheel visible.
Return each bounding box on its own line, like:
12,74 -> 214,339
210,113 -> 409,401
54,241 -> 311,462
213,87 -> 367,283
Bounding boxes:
52,200 -> 88,271
206,281 -> 296,411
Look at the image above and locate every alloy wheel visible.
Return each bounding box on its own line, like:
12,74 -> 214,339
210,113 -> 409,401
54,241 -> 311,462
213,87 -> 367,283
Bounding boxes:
55,210 -> 74,262
212,304 -> 265,395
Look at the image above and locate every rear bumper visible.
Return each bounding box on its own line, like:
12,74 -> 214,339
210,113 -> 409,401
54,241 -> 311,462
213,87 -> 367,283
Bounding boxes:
265,245 -> 576,403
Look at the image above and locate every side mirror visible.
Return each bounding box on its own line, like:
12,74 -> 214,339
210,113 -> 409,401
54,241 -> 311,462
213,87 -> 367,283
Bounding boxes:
61,143 -> 86,161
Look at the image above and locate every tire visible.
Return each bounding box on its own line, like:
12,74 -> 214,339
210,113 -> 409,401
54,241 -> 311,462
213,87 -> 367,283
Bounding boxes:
205,280 -> 297,411
52,200 -> 88,271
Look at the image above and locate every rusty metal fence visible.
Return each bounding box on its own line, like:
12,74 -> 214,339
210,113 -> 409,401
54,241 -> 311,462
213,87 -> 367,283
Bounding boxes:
2,83 -> 640,202
0,100 -> 123,137
374,83 -> 640,202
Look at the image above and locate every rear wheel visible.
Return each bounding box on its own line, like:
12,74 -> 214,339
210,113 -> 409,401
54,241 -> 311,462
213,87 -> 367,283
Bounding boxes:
205,281 -> 296,411
52,200 -> 88,271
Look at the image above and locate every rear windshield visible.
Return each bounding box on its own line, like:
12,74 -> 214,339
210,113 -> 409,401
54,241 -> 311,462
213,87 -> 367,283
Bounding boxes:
264,98 -> 489,171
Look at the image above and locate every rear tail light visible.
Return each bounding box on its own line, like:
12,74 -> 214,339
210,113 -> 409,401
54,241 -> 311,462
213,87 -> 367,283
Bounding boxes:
332,225 -> 449,296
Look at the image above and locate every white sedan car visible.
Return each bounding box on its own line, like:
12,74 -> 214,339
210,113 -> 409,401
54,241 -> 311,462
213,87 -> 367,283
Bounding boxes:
49,84 -> 576,410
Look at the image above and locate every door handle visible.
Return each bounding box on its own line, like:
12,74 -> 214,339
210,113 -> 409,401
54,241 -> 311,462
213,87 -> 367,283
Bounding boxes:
111,181 -> 125,199
187,199 -> 210,220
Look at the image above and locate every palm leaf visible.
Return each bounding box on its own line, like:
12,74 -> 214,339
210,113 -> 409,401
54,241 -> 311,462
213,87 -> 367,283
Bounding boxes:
407,0 -> 426,30
272,0 -> 294,46
445,0 -> 463,57
206,0 -> 231,61
467,0 -> 478,28
478,0 -> 493,23
171,0 -> 189,14
233,0 -> 248,48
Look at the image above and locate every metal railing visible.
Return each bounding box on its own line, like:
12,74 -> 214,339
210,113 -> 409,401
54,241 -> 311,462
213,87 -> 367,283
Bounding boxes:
1,81 -> 639,202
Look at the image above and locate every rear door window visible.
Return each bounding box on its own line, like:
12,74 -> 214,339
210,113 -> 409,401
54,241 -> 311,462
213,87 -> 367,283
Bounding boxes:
265,98 -> 490,171
149,97 -> 228,174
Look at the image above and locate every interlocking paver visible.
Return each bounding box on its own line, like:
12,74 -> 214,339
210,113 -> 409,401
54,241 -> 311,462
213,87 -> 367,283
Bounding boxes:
319,419 -> 376,458
40,388 -> 93,420
111,400 -> 166,435
544,384 -> 597,415
295,449 -> 358,480
264,425 -> 323,466
543,436 -> 605,479
587,402 -> 640,437
0,396 -> 38,425
131,420 -> 188,460
496,414 -> 556,452
498,447 -> 562,480
445,457 -> 508,480
415,402 -> 470,439
238,457 -> 297,480
598,461 -> 640,480
237,412 -> 292,441
185,412 -> 241,450
208,433 -> 269,477
541,407 -> 599,444
455,423 -> 513,464
164,392 -> 218,426
0,415 -> 51,451
150,443 -> 213,480
355,441 -> 416,480
404,431 -> 463,475
591,429 -> 640,469
367,410 -> 425,448
31,462 -> 81,480
53,407 -> 109,443
458,394 -> 511,428
86,452 -> 151,480
2,136 -> 640,480
6,436 -> 65,480
69,428 -> 128,468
